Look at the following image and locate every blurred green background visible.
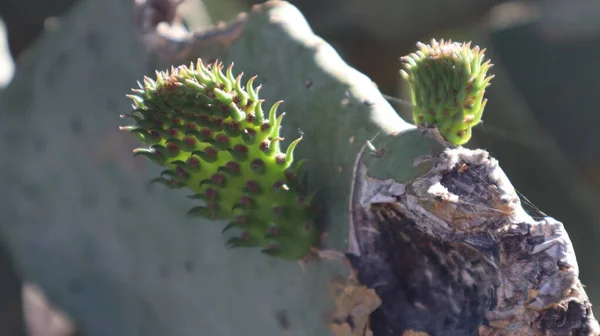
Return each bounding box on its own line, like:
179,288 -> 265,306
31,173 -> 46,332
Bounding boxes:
1,0 -> 599,334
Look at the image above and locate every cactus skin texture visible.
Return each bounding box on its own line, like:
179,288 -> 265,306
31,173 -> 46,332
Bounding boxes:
400,39 -> 494,146
120,59 -> 319,261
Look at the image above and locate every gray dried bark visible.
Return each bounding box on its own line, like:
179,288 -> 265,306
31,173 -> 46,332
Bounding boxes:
348,139 -> 600,335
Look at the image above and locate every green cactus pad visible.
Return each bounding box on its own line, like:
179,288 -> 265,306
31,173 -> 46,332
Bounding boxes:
400,39 -> 494,146
120,59 -> 319,260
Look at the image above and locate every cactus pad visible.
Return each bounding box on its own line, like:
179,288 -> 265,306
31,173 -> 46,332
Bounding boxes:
400,39 -> 494,145
120,59 -> 319,260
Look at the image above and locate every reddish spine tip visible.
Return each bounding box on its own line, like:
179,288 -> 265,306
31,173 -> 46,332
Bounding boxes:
175,166 -> 186,177
284,170 -> 296,181
275,154 -> 286,165
211,173 -> 225,185
233,144 -> 248,153
260,123 -> 271,132
183,136 -> 196,146
240,195 -> 253,206
241,231 -> 250,240
219,103 -> 230,114
212,117 -> 223,128
198,115 -> 210,123
200,128 -> 213,139
205,146 -> 218,158
236,215 -> 246,223
205,188 -> 217,199
228,121 -> 241,131
250,159 -> 264,171
187,157 -> 200,168
215,134 -> 229,144
245,180 -> 260,193
226,161 -> 240,173
166,143 -> 180,154
259,141 -> 269,153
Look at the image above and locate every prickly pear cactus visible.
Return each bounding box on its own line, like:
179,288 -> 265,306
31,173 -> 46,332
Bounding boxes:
121,60 -> 319,260
400,39 -> 494,145
0,1 -> 510,336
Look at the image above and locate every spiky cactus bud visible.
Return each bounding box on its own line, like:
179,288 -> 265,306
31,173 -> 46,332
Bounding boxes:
120,59 -> 319,260
400,39 -> 494,145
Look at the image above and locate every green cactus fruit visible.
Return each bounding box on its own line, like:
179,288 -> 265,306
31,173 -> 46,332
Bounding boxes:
400,39 -> 494,146
120,59 -> 320,261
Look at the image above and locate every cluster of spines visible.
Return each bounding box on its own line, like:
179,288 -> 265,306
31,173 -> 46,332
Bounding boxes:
120,59 -> 319,260
400,39 -> 494,146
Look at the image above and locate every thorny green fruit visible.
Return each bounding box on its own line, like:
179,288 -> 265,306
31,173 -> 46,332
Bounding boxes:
400,39 -> 494,146
120,59 -> 320,261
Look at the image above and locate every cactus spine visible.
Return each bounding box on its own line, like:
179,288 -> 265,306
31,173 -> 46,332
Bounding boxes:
400,39 -> 494,145
120,59 -> 319,260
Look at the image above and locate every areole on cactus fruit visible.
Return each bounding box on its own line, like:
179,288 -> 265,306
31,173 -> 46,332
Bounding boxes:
120,59 -> 319,261
400,39 -> 495,146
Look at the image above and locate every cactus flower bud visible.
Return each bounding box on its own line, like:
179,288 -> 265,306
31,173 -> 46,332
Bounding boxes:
400,39 -> 494,145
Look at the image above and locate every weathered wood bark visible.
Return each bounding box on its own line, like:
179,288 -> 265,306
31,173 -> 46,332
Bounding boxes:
348,134 -> 600,335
